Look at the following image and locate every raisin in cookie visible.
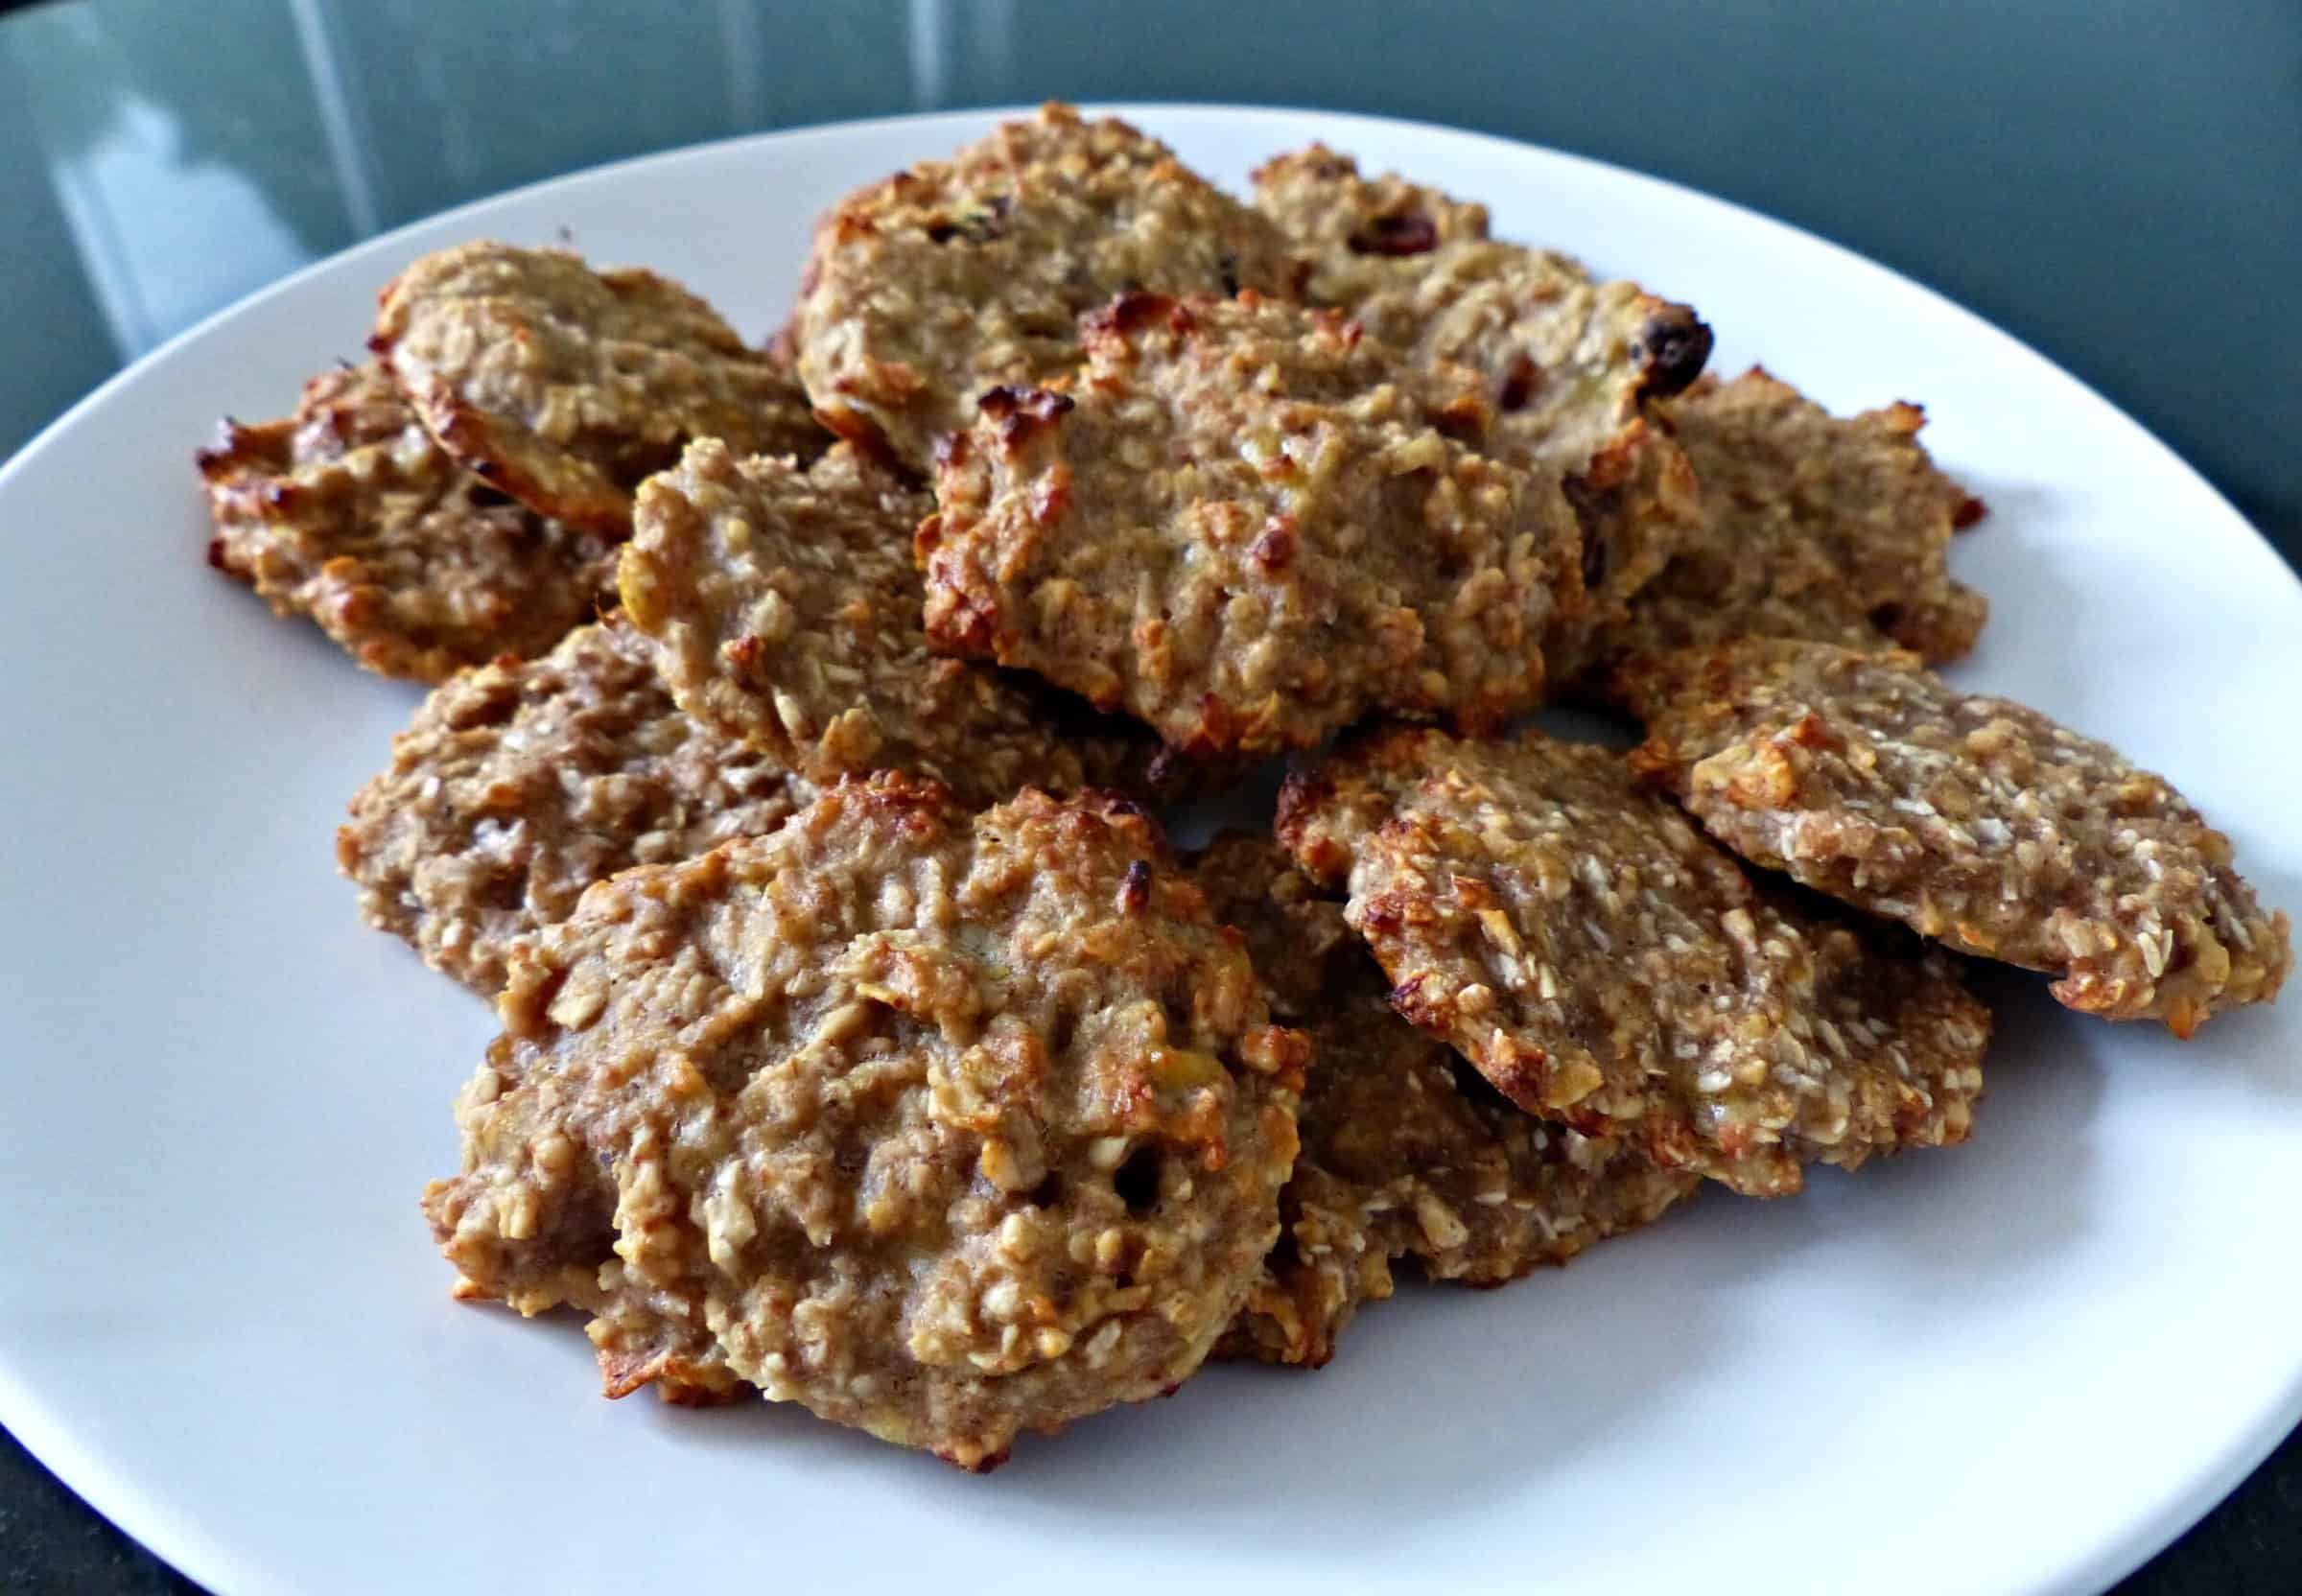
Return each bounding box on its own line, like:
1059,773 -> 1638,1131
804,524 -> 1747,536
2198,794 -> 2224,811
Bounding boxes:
1280,727 -> 1990,1197
198,362 -> 618,680
1253,145 -> 1709,672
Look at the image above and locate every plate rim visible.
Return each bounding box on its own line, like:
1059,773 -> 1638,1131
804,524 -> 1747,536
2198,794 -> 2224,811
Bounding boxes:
6,96 -> 2295,613
1,100 -> 2295,1596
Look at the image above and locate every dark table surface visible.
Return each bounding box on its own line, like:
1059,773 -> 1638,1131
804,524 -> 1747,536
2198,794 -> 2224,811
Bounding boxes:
0,1 -> 2295,1590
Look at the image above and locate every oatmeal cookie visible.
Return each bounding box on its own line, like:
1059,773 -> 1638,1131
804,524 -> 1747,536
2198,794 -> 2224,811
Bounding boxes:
1619,639 -> 2293,1034
1278,727 -> 1990,1197
197,363 -> 619,681
1191,836 -> 1695,1367
790,103 -> 1302,467
620,438 -> 1159,808
1585,369 -> 1988,678
423,776 -> 1307,1467
371,242 -> 825,534
431,1081 -> 745,1409
1220,994 -> 1697,1366
1253,149 -> 1706,472
1188,831 -> 1359,1019
1248,144 -> 1494,294
337,620 -> 813,998
920,292 -> 1582,755
1544,423 -> 1704,679
1252,146 -> 1709,666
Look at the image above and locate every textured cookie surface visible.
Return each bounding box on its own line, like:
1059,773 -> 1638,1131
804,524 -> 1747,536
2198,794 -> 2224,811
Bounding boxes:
1279,727 -> 1990,1197
921,291 -> 1580,754
1253,147 -> 1707,475
791,103 -> 1301,467
1250,145 -> 1494,278
1252,145 -> 1709,669
1586,369 -> 1986,678
1193,836 -> 1695,1367
372,242 -> 824,533
338,620 -> 812,998
198,363 -> 618,681
621,438 -> 1159,808
1621,639 -> 2292,1034
423,777 -> 1306,1468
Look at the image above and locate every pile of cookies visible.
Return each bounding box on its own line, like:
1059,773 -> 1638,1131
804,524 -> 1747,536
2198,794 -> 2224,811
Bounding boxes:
198,105 -> 2292,1470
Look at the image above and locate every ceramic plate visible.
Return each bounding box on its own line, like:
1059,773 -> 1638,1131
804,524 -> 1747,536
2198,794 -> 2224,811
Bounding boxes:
2,106 -> 2296,1596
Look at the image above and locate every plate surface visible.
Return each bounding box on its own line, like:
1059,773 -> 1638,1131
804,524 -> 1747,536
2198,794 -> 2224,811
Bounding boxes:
2,106 -> 2297,1596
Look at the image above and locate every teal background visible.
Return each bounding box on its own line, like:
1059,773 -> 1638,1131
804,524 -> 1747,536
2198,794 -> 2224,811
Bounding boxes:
3,0 -> 2296,557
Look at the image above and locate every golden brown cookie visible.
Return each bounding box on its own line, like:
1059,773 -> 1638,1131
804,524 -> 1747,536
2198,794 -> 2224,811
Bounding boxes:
423,776 -> 1307,1468
1191,836 -> 1696,1367
1248,144 -> 1494,285
1252,145 -> 1709,670
197,363 -> 618,681
1619,639 -> 2292,1035
371,242 -> 825,534
1279,726 -> 1990,1198
337,620 -> 813,998
1583,369 -> 1987,679
620,438 -> 1162,808
1251,147 -> 1710,461
1188,832 -> 1359,1020
791,103 -> 1302,467
920,291 -> 1581,755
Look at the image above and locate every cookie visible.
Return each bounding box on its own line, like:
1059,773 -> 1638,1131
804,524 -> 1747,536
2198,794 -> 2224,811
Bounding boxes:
1252,147 -> 1711,463
920,291 -> 1581,755
1585,369 -> 1987,678
197,363 -> 619,681
371,242 -> 825,534
1188,831 -> 1359,1020
423,776 -> 1307,1468
1278,726 -> 1991,1197
1252,145 -> 1709,669
1619,639 -> 2293,1034
1191,836 -> 1696,1367
791,102 -> 1302,467
620,438 -> 1162,808
337,620 -> 813,998
1248,144 -> 1494,292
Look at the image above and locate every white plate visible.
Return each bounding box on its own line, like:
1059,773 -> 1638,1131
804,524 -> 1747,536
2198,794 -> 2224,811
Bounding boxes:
2,105 -> 2297,1596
